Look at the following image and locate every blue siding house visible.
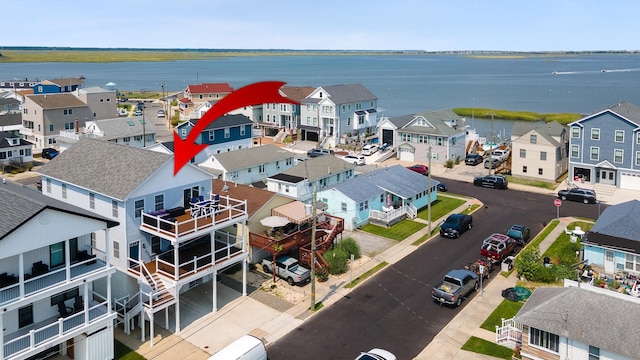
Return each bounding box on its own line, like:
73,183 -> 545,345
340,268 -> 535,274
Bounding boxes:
568,102 -> 640,191
175,114 -> 255,163
318,164 -> 439,230
32,78 -> 84,94
582,200 -> 640,276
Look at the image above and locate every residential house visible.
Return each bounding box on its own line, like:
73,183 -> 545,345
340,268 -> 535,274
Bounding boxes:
38,138 -> 250,343
299,84 -> 379,147
33,78 -> 84,94
498,286 -> 640,360
0,113 -> 23,137
318,164 -> 439,230
510,121 -> 568,181
0,78 -> 42,91
0,131 -> 33,168
0,180 -> 119,360
266,155 -> 356,203
174,113 -> 255,163
73,86 -> 118,120
199,144 -> 296,184
0,97 -> 21,114
57,116 -> 156,151
20,93 -> 92,149
377,109 -> 467,164
568,101 -> 640,190
582,199 -> 640,276
179,83 -> 234,120
261,86 -> 315,139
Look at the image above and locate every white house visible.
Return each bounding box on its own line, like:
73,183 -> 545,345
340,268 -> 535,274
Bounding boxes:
57,116 -> 157,152
510,121 -> 568,182
0,180 -> 119,360
0,131 -> 33,168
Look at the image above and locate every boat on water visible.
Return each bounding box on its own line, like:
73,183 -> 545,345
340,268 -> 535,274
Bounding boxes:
482,142 -> 499,152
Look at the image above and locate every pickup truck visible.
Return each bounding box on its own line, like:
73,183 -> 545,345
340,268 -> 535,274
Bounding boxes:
490,149 -> 510,163
431,269 -> 478,307
480,233 -> 517,263
262,256 -> 311,286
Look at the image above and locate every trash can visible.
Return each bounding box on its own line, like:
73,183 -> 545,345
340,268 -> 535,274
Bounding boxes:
501,256 -> 514,272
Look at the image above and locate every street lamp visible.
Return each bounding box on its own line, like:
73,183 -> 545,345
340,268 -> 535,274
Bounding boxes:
140,106 -> 147,147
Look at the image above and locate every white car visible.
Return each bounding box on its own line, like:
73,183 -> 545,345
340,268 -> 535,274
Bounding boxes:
362,144 -> 379,156
355,348 -> 396,360
490,149 -> 510,163
343,154 -> 365,165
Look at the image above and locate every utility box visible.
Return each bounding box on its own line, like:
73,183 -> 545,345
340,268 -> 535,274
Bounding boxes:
501,256 -> 515,272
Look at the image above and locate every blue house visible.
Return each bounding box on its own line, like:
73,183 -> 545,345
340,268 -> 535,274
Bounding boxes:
32,78 -> 84,94
568,102 -> 640,191
318,164 -> 439,230
174,114 -> 255,163
582,199 -> 640,276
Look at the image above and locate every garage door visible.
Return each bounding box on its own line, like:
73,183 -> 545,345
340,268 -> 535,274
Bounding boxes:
620,172 -> 640,191
398,148 -> 414,162
382,129 -> 394,146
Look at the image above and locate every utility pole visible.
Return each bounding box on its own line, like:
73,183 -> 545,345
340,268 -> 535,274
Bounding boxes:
427,145 -> 432,235
310,180 -> 317,310
488,113 -> 495,175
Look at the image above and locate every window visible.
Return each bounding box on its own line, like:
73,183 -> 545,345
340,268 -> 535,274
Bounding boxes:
112,200 -> 118,217
240,126 -> 245,136
637,132 -> 640,144
538,168 -> 543,175
113,241 -> 120,259
359,200 -> 369,211
89,193 -> 95,209
522,166 -> 527,173
591,128 -> 600,140
520,149 -> 526,158
605,250 -> 614,262
18,305 -> 34,328
181,128 -> 187,136
588,345 -> 600,360
540,151 -> 547,161
529,328 -> 559,352
615,130 -> 624,142
155,194 -> 164,211
358,115 -> 364,124
437,137 -> 444,146
49,124 -> 54,132
123,137 -> 130,143
401,133 -> 411,142
590,147 -> 599,161
134,199 -> 144,218
571,127 -> 580,138
46,178 -> 51,193
50,241 -> 65,268
530,134 -> 537,144
614,149 -> 623,163
341,202 -> 347,212
636,151 -> 640,166
418,135 -> 428,144
209,131 -> 214,141
62,183 -> 67,199
347,117 -> 351,126
571,145 -> 579,158
258,164 -> 265,173
91,233 -> 96,249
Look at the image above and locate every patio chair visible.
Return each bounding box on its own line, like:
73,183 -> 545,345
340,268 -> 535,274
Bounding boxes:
73,295 -> 83,312
57,301 -> 73,317
564,227 -> 573,235
198,195 -> 205,202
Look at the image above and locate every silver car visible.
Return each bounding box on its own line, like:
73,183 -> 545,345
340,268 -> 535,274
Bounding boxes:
343,154 -> 365,165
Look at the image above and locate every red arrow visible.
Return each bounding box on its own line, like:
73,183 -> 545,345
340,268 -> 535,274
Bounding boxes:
174,81 -> 298,175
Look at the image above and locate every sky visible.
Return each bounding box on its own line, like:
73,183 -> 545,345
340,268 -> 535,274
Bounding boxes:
4,0 -> 640,52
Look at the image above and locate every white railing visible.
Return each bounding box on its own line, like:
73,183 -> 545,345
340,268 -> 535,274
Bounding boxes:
406,203 -> 418,219
495,317 -> 523,344
3,300 -> 110,359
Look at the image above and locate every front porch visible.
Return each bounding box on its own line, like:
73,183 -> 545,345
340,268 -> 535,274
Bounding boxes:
369,203 -> 418,227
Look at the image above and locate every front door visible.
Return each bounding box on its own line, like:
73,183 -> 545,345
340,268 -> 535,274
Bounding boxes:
604,250 -> 615,274
600,169 -> 616,185
129,242 -> 139,269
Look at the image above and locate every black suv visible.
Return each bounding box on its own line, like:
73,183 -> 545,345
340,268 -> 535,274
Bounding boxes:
41,148 -> 59,160
465,153 -> 483,166
557,188 -> 597,204
440,213 -> 473,238
473,175 -> 508,189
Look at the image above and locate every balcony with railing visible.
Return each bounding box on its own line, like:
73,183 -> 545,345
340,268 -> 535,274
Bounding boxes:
0,247 -> 111,307
140,194 -> 247,242
3,292 -> 114,360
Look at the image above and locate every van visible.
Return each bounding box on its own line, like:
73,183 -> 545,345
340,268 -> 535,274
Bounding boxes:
361,144 -> 379,156
208,335 -> 267,360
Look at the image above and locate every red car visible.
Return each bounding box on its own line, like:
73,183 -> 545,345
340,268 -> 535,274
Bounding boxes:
407,164 -> 429,175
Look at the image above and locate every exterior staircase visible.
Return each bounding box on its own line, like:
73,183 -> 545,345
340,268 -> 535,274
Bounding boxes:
375,149 -> 397,163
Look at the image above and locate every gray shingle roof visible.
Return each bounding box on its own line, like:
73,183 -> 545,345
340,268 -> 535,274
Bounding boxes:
27,93 -> 87,109
331,164 -> 439,203
590,199 -> 640,241
388,109 -> 466,137
278,155 -> 355,182
38,138 -> 171,201
515,286 -> 640,359
89,116 -> 155,141
213,145 -> 295,171
607,101 -> 640,125
303,84 -> 377,105
192,113 -> 253,130
0,180 -> 118,240
0,131 -> 31,148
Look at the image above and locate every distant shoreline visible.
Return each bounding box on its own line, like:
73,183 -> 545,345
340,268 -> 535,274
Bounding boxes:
0,48 -> 638,63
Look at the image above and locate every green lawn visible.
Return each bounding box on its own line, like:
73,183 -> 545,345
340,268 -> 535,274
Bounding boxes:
480,299 -> 525,331
360,220 -> 426,241
461,336 -> 514,359
417,196 -> 466,221
543,221 -> 593,264
504,175 -> 558,190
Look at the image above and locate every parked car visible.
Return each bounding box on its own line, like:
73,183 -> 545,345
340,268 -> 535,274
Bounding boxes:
473,175 -> 508,189
490,149 -> 510,163
362,144 -> 379,156
480,233 -> 517,263
134,109 -> 143,116
507,224 -> 531,247
465,153 -> 483,166
378,143 -> 391,151
437,182 -> 448,192
307,148 -> 334,158
440,213 -> 473,238
407,164 -> 429,175
262,256 -> 311,286
484,158 -> 502,169
557,188 -> 597,204
355,348 -> 396,360
432,269 -> 478,307
342,154 -> 365,165
157,109 -> 165,118
41,148 -> 59,160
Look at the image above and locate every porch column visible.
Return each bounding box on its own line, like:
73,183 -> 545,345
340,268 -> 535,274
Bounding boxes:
212,269 -> 218,313
107,274 -> 112,316
174,243 -> 179,280
139,281 -> 144,341
84,283 -> 89,324
0,312 -> 4,359
242,259 -> 247,297
18,253 -> 24,297
105,228 -> 111,264
150,312 -> 155,347
65,238 -> 71,281
165,307 -> 169,330
175,293 -> 181,333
